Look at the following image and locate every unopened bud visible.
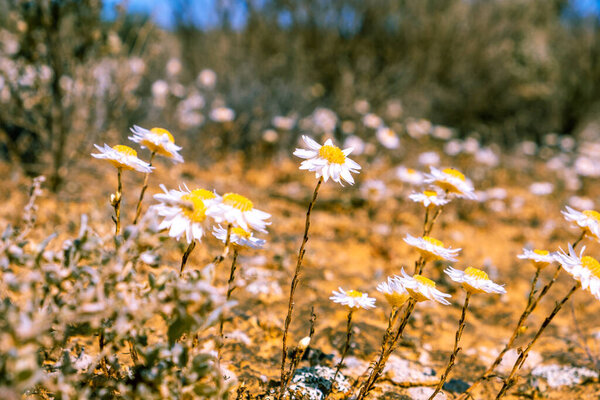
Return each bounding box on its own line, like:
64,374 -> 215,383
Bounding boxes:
298,336 -> 311,350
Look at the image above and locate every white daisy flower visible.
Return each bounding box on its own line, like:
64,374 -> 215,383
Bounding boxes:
376,126 -> 400,149
424,167 -> 476,200
207,192 -> 271,233
128,125 -> 184,163
445,266 -> 506,294
396,269 -> 451,305
377,277 -> 410,307
409,190 -> 451,208
555,245 -> 600,301
152,185 -> 220,244
212,224 -> 266,249
209,106 -> 235,122
396,166 -> 424,185
403,234 -> 460,262
91,144 -> 154,173
562,206 -> 600,240
517,248 -> 555,269
293,135 -> 361,185
330,287 -> 376,310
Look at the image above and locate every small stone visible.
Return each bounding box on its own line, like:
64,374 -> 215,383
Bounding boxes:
442,378 -> 470,393
530,364 -> 597,388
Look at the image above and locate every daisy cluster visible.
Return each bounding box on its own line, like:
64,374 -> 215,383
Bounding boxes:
152,184 -> 270,247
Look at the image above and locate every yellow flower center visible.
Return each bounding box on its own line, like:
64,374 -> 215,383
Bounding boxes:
231,227 -> 251,239
583,210 -> 600,222
464,267 -> 489,280
423,190 -> 437,197
223,193 -> 254,212
442,168 -> 466,181
113,145 -> 137,157
318,145 -> 346,164
407,168 -> 416,174
180,191 -> 208,223
423,236 -> 444,247
534,249 -> 549,256
151,127 -> 175,142
346,290 -> 363,298
582,256 -> 600,279
414,275 -> 436,288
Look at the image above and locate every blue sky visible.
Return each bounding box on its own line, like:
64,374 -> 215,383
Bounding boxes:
102,0 -> 600,30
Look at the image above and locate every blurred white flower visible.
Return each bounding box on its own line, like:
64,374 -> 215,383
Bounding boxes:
362,113 -> 383,129
406,119 -> 432,138
376,126 -> 400,149
210,107 -> 235,122
360,179 -> 388,202
409,190 -> 450,208
396,166 -> 424,185
354,99 -> 370,114
343,135 -> 365,155
166,58 -> 182,76
424,167 -> 476,199
312,108 -> 338,133
432,125 -> 454,140
272,115 -> 296,130
197,69 -> 217,89
418,151 -> 440,166
518,248 -> 555,269
529,182 -> 554,196
562,206 -> 600,240
377,277 -> 410,307
555,245 -> 600,301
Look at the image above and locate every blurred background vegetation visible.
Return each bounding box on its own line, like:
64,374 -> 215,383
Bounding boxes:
1,0 -> 600,189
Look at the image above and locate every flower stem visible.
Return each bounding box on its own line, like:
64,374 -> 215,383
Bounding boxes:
428,292 -> 471,400
424,206 -> 443,236
111,168 -> 123,236
458,234 -> 583,399
325,309 -> 354,400
212,224 -> 232,267
495,283 -> 579,399
133,151 -> 155,225
356,299 -> 416,400
278,176 -> 323,400
218,248 -> 239,360
179,241 -> 196,277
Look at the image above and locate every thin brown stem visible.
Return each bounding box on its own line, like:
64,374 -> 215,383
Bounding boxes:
218,248 -> 239,360
351,307 -> 399,392
99,331 -> 109,376
278,177 -> 323,400
326,310 -> 354,400
111,168 -> 123,236
179,241 -> 197,277
356,299 -> 416,400
428,292 -> 471,400
495,283 -> 579,399
424,206 -> 443,236
414,255 -> 426,275
133,151 -> 155,225
281,307 -> 317,397
573,230 -> 586,249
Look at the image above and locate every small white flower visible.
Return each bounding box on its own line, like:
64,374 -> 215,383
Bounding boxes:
330,287 -> 376,310
376,126 -> 400,149
556,245 -> 600,301
212,224 -> 266,249
152,185 -> 220,244
362,113 -> 383,129
396,269 -> 451,304
529,182 -> 554,196
207,192 -> 271,233
445,266 -> 506,294
424,167 -> 476,200
377,277 -> 410,307
517,248 -> 555,269
91,144 -> 154,173
403,234 -> 460,262
562,206 -> 600,241
409,190 -> 450,208
396,166 -> 424,185
128,125 -> 184,163
293,135 -> 361,185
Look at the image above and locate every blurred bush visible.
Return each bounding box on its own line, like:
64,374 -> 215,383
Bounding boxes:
1,0 -> 600,187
